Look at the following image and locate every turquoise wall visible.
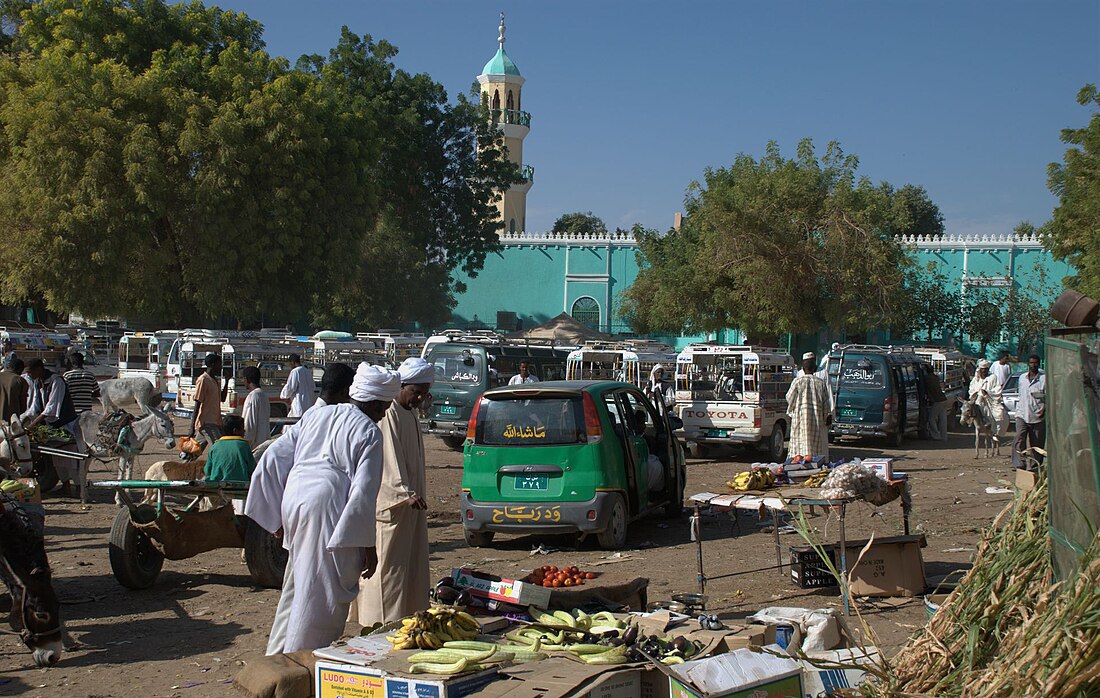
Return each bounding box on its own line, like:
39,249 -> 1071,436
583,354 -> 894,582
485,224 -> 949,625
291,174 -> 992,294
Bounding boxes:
451,233 -> 1073,359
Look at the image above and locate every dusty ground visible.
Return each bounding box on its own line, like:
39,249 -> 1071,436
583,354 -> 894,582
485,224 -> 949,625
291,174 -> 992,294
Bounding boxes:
0,419 -> 1022,696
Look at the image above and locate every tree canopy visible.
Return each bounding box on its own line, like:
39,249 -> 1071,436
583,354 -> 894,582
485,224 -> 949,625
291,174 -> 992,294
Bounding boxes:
0,0 -> 520,327
1047,84 -> 1100,298
551,211 -> 607,237
621,139 -> 930,338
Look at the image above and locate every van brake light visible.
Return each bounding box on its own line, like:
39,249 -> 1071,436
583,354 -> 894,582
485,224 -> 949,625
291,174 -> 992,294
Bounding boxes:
883,396 -> 895,412
583,393 -> 602,443
466,397 -> 483,441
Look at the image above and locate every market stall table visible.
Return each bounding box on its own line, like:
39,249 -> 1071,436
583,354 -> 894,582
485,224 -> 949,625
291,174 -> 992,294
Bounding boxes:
689,479 -> 912,615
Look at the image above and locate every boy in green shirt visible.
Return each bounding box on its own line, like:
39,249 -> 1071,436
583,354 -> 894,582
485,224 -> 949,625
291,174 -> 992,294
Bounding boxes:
204,415 -> 256,483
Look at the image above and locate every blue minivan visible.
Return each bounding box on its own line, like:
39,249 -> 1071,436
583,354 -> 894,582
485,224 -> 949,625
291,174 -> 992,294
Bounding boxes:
827,345 -> 933,446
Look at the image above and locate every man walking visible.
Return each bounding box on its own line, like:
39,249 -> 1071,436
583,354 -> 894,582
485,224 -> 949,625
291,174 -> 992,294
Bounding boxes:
353,358 -> 433,626
261,363 -> 397,653
1012,354 -> 1046,470
240,366 -> 270,449
922,364 -> 949,441
785,352 -> 831,459
190,353 -> 228,446
991,352 -> 1012,387
508,361 -> 539,385
0,356 -> 28,421
280,354 -> 315,418
63,353 -> 100,415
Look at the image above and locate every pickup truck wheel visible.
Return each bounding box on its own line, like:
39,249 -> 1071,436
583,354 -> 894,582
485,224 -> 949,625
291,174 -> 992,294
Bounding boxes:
767,424 -> 787,462
441,436 -> 465,451
597,495 -> 628,550
463,527 -> 494,548
690,443 -> 711,459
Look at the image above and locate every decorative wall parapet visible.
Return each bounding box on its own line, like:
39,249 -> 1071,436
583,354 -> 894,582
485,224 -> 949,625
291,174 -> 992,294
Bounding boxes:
898,233 -> 1046,249
499,230 -> 639,246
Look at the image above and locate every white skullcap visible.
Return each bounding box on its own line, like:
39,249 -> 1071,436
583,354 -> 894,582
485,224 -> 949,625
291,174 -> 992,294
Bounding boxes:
398,357 -> 434,385
977,359 -> 992,369
651,364 -> 665,379
802,351 -> 816,361
350,363 -> 400,402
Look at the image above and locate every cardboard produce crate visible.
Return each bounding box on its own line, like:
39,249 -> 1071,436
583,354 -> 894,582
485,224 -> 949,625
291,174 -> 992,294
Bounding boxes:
789,535 -> 927,597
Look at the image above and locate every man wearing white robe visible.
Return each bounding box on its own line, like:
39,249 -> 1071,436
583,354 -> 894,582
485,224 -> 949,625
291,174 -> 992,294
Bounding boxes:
240,366 -> 270,449
786,353 -> 831,459
255,363 -> 397,654
968,359 -> 1008,441
280,354 -> 316,418
352,358 -> 433,625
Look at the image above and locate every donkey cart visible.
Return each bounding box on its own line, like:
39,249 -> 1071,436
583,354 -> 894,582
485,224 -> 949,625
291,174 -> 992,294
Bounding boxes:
90,480 -> 287,590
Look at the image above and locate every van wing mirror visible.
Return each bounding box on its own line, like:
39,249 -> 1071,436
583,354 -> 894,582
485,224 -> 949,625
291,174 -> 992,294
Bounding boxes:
667,415 -> 683,430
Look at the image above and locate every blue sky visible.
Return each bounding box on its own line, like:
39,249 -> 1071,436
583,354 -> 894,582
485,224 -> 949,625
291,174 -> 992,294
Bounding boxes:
215,1 -> 1098,236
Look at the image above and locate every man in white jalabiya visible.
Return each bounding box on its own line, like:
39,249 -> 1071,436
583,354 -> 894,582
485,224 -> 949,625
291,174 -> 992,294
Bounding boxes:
280,353 -> 316,418
785,352 -> 832,460
250,363 -> 399,654
352,357 -> 433,626
968,359 -> 1008,442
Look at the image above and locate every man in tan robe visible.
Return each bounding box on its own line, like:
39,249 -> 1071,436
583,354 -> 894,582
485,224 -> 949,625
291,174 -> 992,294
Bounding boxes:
351,357 -> 434,625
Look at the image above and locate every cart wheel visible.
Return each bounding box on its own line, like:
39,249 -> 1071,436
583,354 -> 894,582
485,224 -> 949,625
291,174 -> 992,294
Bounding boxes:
108,505 -> 164,590
244,519 -> 288,589
441,436 -> 465,451
34,455 -> 58,495
463,527 -> 495,548
597,495 -> 628,550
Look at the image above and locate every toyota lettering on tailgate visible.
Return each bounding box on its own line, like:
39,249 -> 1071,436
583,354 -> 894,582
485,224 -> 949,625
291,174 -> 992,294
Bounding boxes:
683,408 -> 750,420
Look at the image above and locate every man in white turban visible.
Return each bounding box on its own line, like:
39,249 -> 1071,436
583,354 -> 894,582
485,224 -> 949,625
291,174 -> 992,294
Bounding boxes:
969,358 -> 1007,441
786,353 -> 831,460
261,363 -> 398,654
352,358 -> 434,626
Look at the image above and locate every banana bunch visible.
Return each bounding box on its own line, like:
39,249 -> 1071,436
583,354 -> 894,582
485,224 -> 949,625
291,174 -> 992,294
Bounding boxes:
802,469 -> 830,488
0,479 -> 34,499
726,467 -> 776,492
387,607 -> 481,650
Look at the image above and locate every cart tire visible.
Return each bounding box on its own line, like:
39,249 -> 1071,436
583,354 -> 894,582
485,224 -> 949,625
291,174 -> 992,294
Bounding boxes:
767,424 -> 787,462
597,495 -> 628,550
463,527 -> 495,548
34,455 -> 58,495
244,519 -> 288,589
108,505 -> 164,590
441,436 -> 465,451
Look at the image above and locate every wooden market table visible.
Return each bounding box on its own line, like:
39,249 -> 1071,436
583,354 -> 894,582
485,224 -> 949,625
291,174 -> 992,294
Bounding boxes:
688,479 -> 912,615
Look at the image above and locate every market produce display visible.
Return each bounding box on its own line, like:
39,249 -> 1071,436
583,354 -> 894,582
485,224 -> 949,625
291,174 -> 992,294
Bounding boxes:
0,479 -> 34,499
522,565 -> 599,587
27,424 -> 71,444
430,576 -> 472,605
386,607 -> 482,650
726,467 -> 776,492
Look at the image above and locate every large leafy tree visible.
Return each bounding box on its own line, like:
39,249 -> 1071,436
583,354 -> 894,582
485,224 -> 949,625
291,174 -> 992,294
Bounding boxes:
1047,84 -> 1100,297
0,0 -> 518,327
551,211 -> 607,237
621,139 -> 921,338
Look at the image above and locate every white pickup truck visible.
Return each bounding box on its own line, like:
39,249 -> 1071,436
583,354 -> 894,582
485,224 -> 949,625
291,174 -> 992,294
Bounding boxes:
673,345 -> 795,460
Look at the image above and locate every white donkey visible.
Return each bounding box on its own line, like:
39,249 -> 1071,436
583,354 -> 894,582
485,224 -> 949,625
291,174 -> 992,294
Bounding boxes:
0,416 -> 33,478
98,377 -> 162,414
958,396 -> 999,459
76,406 -> 175,505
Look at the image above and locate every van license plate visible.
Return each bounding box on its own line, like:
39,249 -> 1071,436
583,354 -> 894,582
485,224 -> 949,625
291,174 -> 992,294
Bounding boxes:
839,408 -> 859,418
440,405 -> 458,415
515,475 -> 548,491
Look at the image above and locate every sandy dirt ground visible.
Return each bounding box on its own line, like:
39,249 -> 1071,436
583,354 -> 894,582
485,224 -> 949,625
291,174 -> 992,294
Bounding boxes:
0,418 -> 1022,696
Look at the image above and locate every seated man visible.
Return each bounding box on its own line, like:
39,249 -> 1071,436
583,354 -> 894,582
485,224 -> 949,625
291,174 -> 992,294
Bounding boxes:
204,415 -> 257,484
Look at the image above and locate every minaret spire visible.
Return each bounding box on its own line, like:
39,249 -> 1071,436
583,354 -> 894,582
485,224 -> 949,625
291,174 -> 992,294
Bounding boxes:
498,12 -> 506,48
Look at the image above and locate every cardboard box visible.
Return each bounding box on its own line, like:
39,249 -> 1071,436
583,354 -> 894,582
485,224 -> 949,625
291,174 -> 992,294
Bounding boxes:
1015,468 -> 1038,493
452,567 -> 552,608
316,658 -> 500,698
789,535 -> 927,597
861,458 -> 894,480
799,647 -> 881,696
666,647 -> 804,698
315,660 -> 386,698
499,658 -> 641,698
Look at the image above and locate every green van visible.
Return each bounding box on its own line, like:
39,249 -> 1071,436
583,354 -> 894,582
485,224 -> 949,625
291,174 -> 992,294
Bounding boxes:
460,381 -> 686,549
421,341 -> 572,449
826,345 -> 933,446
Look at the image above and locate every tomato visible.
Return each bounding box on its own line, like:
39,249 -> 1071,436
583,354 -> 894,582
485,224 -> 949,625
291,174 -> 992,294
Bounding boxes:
542,565 -> 551,572
577,578 -> 585,585
563,578 -> 575,587
569,566 -> 579,574
552,579 -> 563,587
549,565 -> 558,573
585,572 -> 596,579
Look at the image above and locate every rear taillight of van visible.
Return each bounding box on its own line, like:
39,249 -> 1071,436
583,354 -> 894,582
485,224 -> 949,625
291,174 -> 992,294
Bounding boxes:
582,393 -> 602,443
883,396 -> 895,413
753,413 -> 762,429
466,397 -> 483,441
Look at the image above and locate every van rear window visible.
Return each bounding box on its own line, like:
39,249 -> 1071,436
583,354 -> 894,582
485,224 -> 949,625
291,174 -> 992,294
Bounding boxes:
476,396 -> 585,445
430,352 -> 483,383
830,357 -> 887,389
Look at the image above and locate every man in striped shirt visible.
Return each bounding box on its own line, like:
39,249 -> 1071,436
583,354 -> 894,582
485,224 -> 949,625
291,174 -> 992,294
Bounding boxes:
63,353 -> 100,414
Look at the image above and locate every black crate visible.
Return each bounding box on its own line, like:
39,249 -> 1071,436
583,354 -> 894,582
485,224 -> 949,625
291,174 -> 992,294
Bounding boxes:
790,546 -> 839,589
